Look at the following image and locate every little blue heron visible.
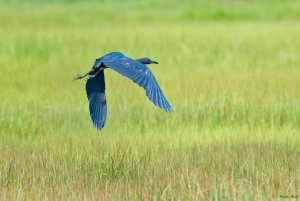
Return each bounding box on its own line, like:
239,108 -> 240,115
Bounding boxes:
75,52 -> 173,130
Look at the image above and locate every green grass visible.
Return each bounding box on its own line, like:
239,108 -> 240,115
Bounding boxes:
1,0 -> 300,200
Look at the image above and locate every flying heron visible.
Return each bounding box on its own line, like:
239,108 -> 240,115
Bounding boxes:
74,52 -> 173,130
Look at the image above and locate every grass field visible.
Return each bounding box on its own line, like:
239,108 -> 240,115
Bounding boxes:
1,0 -> 300,200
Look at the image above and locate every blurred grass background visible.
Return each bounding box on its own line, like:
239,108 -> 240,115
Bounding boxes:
1,0 -> 300,200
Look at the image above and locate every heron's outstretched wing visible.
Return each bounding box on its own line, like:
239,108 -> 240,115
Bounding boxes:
101,54 -> 173,112
86,70 -> 107,130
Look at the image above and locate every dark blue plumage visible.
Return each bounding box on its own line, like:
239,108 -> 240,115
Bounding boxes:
75,52 -> 173,130
85,70 -> 106,130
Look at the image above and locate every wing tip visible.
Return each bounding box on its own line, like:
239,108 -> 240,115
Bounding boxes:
164,106 -> 174,112
95,125 -> 105,131
92,120 -> 105,131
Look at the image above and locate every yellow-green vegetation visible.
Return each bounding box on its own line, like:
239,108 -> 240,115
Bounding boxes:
1,0 -> 300,200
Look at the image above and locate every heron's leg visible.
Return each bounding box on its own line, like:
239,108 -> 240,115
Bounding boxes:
86,68 -> 104,79
73,68 -> 96,80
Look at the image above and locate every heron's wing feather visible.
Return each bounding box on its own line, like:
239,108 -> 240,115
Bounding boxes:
85,71 -> 107,130
102,57 -> 173,112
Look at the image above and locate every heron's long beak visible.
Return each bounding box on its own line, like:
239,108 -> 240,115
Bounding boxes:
152,61 -> 159,64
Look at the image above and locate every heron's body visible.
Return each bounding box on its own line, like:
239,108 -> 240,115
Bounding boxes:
75,52 -> 173,130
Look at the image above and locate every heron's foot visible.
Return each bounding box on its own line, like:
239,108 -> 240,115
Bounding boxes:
73,74 -> 84,80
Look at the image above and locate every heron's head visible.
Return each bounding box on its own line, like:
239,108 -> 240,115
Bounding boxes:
136,57 -> 159,65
